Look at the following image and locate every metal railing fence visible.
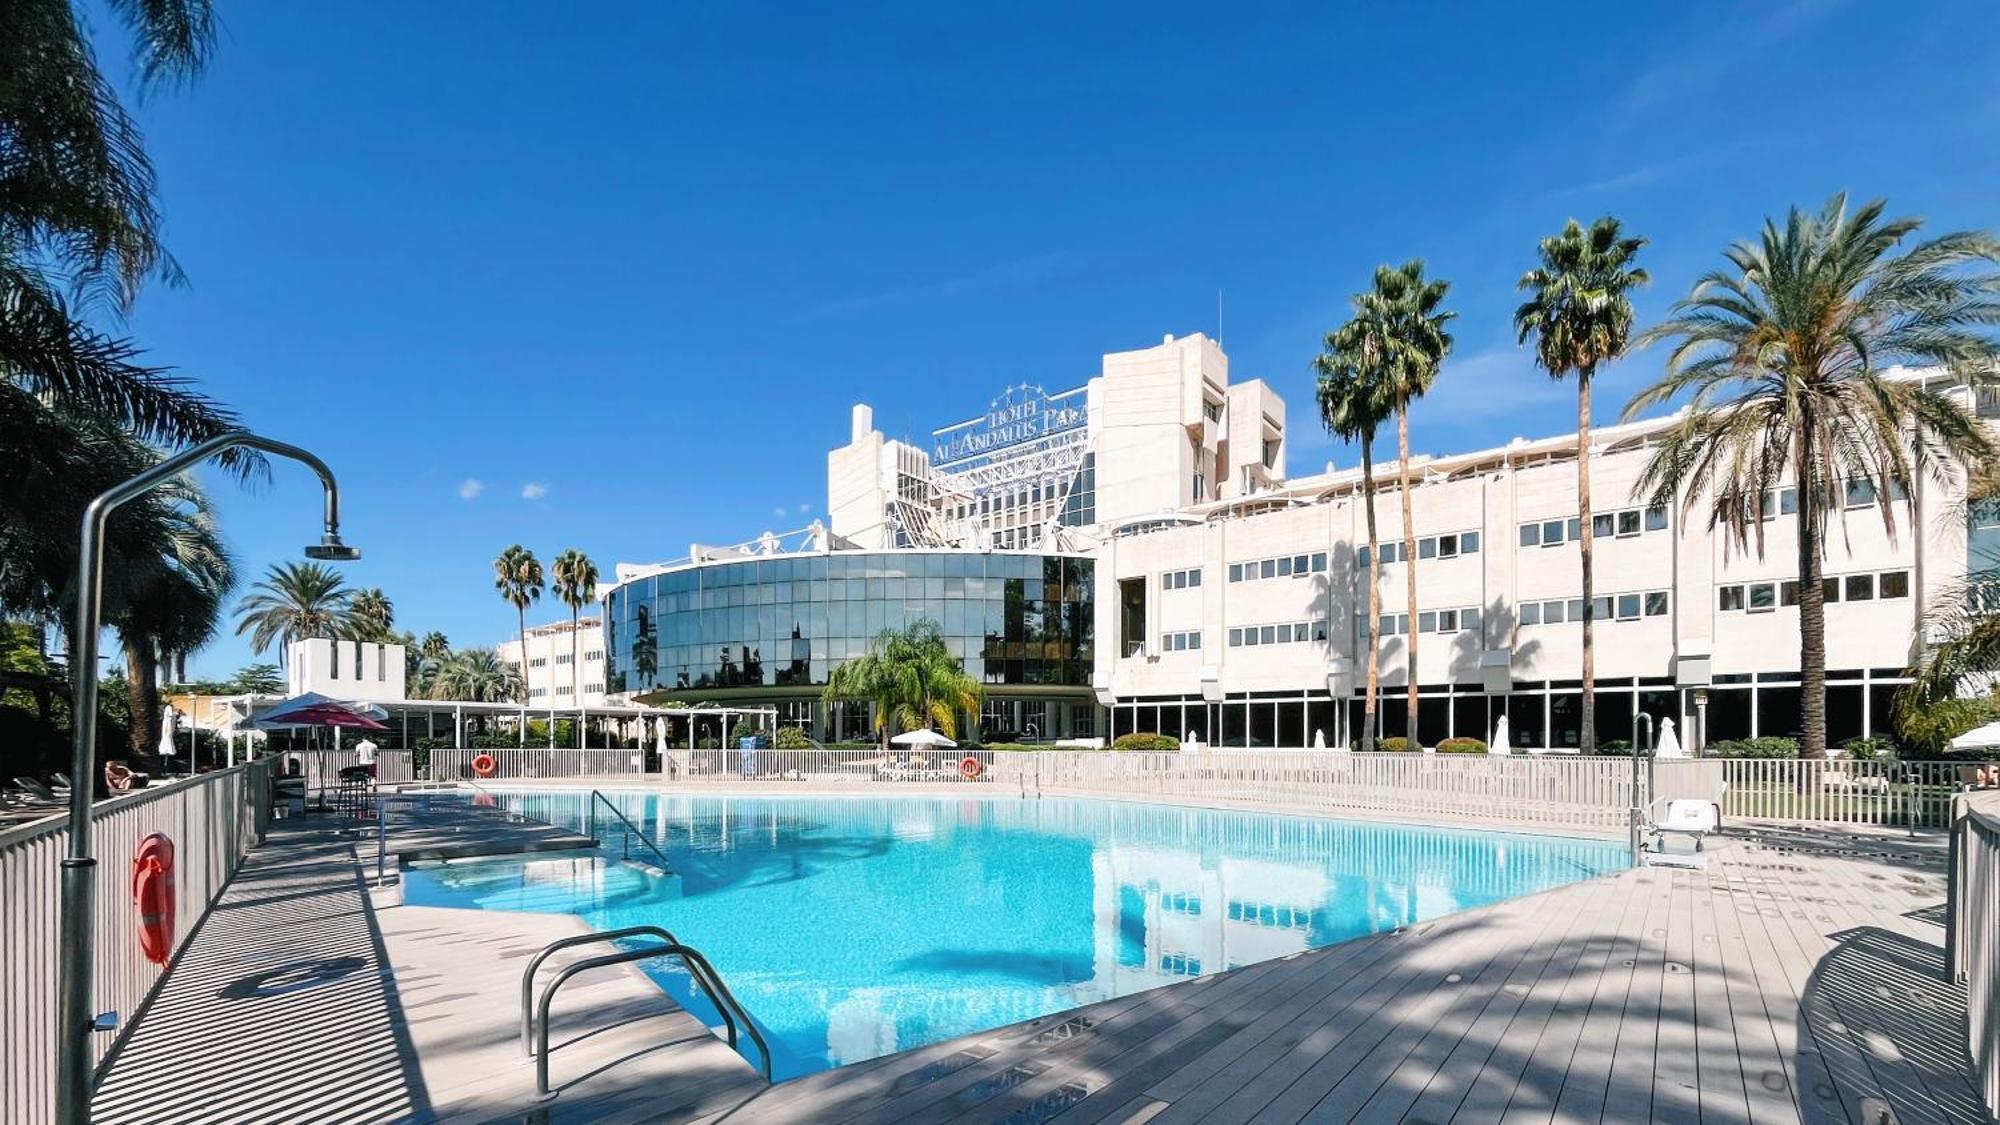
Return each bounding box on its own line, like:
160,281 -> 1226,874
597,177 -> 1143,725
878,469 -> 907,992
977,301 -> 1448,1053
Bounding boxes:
1,759 -> 274,1125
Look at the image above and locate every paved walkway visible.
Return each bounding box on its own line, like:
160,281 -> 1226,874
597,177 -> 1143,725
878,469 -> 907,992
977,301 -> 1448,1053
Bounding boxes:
92,805 -> 1984,1124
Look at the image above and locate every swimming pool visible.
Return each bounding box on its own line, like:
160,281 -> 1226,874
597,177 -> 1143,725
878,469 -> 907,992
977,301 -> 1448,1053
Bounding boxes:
401,792 -> 1625,1081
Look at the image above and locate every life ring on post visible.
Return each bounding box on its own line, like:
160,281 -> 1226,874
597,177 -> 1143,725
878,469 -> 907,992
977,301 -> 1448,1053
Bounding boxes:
471,753 -> 498,778
133,833 -> 176,966
958,755 -> 983,780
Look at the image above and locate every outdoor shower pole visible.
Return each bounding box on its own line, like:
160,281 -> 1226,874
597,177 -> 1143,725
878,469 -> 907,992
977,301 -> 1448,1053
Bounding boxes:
57,431 -> 354,1125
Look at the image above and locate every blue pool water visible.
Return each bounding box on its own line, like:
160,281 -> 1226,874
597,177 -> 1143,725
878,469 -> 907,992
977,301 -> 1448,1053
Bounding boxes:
402,792 -> 1624,1080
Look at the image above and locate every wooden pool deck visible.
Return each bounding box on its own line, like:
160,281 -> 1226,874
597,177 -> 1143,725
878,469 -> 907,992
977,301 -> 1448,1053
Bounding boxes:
88,799 -> 1982,1124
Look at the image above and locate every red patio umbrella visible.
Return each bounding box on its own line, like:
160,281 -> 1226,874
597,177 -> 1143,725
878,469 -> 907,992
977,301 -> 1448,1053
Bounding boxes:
282,704 -> 387,731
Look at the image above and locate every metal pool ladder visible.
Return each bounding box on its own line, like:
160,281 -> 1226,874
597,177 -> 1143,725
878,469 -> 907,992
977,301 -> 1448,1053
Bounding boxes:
521,925 -> 773,1098
585,789 -> 674,873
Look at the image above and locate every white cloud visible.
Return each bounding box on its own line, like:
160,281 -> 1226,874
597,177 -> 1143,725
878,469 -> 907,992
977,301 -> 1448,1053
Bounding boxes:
798,502 -> 813,513
809,251 -> 1078,318
772,505 -> 788,518
521,482 -> 549,501
457,479 -> 485,501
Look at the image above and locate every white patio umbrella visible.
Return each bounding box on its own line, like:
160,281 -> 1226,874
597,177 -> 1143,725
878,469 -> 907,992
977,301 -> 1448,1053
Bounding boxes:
1654,716 -> 1685,758
891,728 -> 957,748
1490,713 -> 1511,756
1950,720 -> 2000,751
1311,728 -> 1325,750
158,706 -> 179,759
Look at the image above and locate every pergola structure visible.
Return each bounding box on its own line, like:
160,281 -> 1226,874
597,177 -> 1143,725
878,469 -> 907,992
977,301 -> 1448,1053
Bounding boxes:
186,694 -> 778,764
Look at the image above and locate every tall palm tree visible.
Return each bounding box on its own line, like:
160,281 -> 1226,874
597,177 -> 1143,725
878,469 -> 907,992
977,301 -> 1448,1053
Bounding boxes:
233,561 -> 352,664
550,548 -> 598,701
114,477 -> 232,757
1340,261 -> 1454,744
493,544 -> 544,683
1628,193 -> 2000,757
347,587 -> 395,642
823,620 -> 983,750
1314,334 -> 1391,751
1515,217 -> 1648,754
418,631 -> 451,660
428,647 -> 522,703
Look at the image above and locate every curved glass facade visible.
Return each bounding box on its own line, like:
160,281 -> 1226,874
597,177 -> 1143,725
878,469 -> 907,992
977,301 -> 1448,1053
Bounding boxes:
605,551 -> 1094,697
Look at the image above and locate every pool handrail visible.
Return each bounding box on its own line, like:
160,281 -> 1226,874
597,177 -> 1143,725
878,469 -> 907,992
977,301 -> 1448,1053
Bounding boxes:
525,930 -> 773,1096
585,788 -> 675,873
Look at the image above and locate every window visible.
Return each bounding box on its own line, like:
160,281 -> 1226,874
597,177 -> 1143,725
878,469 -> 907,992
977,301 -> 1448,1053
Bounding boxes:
1592,513 -> 1614,537
1615,594 -> 1640,620
1645,505 -> 1668,532
1463,606 -> 1482,632
1617,510 -> 1641,537
1311,552 -> 1328,572
1260,559 -> 1277,579
1781,581 -> 1800,607
1163,568 -> 1202,590
556,653 -> 573,664
1261,625 -> 1277,644
1594,596 -> 1615,620
1720,585 -> 1745,611
1462,531 -> 1480,553
1229,563 -> 1244,582
1748,583 -> 1777,612
1420,537 -> 1437,560
1567,517 -> 1583,541
1880,570 -> 1910,599
1542,520 -> 1565,546
1544,599 -> 1568,624
585,650 -> 602,661
1162,631 -> 1202,652
1521,524 -> 1540,548
1762,487 -> 1798,519
1278,556 -> 1294,577
1823,577 -> 1841,603
1644,591 -> 1669,617
1228,627 -> 1242,646
1520,602 -> 1541,626
1418,611 -> 1437,633
1845,573 -> 1875,601
530,657 -> 547,668
1204,399 -> 1224,423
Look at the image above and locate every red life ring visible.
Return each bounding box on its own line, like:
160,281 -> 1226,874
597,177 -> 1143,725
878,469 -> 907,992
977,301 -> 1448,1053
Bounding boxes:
133,833 -> 176,966
471,753 -> 497,778
958,756 -> 983,780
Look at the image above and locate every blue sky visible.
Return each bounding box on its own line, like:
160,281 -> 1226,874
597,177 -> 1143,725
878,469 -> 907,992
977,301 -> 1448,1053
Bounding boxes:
101,1 -> 1998,679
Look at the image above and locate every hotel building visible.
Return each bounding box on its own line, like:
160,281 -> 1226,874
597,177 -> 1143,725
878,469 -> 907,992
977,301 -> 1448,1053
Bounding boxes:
497,618 -> 609,709
604,332 -> 1994,752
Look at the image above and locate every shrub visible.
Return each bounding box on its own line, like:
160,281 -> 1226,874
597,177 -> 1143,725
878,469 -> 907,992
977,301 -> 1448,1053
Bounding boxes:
1435,737 -> 1486,754
1378,737 -> 1414,752
729,720 -> 763,747
1592,739 -> 1638,756
1706,737 -> 1799,759
774,726 -> 812,750
1111,732 -> 1181,752
1839,735 -> 1898,761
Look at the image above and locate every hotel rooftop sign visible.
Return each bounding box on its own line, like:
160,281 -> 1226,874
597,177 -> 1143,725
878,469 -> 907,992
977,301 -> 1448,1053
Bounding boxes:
932,383 -> 1085,467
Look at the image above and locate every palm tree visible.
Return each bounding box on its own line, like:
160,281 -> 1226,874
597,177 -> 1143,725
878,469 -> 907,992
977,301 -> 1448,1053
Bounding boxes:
823,620 -> 983,750
113,478 -> 233,757
428,647 -> 522,703
493,545 -> 544,683
550,548 -> 599,702
1340,261 -> 1454,744
1515,217 -> 1648,754
1628,193 -> 2000,757
230,663 -> 284,695
233,561 -> 352,664
418,631 -> 451,660
347,587 -> 395,643
1314,334 -> 1390,751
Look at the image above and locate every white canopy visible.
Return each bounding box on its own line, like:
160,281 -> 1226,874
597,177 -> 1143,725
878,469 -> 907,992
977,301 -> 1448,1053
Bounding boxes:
1950,720 -> 2000,750
891,728 -> 956,748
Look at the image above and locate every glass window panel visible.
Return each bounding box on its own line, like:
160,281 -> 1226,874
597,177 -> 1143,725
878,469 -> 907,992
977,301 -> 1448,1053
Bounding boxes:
1420,538 -> 1438,560
1824,577 -> 1841,602
1645,591 -> 1669,616
1521,524 -> 1539,547
1592,513 -> 1615,537
1542,520 -> 1564,546
1781,581 -> 1799,607
1879,571 -> 1910,598
1569,598 -> 1586,621
1261,625 -> 1277,644
1567,517 -> 1583,541
1617,594 -> 1641,620
1261,559 -> 1277,579
1520,602 -> 1540,626
1311,553 -> 1327,572
1749,583 -> 1776,610
1846,573 -> 1874,601
1618,510 -> 1641,536
1463,606 -> 1482,632
1719,585 -> 1743,611
1418,611 -> 1437,633
1645,505 -> 1668,531
1229,563 -> 1243,582
1461,530 -> 1479,553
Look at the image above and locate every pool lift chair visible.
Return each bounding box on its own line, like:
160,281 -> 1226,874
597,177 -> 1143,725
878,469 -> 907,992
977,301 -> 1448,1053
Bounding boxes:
1645,785 -> 1728,853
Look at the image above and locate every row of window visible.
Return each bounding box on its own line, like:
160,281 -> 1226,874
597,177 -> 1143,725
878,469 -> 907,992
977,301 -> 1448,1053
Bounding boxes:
1521,590 -> 1671,626
1719,569 -> 1910,612
529,657 -> 547,668
1519,504 -> 1669,548
1228,620 -> 1328,647
1162,568 -> 1203,590
1360,530 -> 1481,566
1160,630 -> 1203,652
531,683 -> 607,699
550,652 -> 606,665
1227,552 -> 1330,583
1370,605 -> 1484,637
1759,478 -> 1910,520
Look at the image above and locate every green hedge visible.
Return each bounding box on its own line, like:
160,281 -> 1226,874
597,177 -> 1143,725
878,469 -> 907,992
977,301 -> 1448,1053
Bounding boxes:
1435,737 -> 1487,754
773,726 -> 812,750
1111,733 -> 1181,752
1378,736 -> 1414,752
1706,736 -> 1800,759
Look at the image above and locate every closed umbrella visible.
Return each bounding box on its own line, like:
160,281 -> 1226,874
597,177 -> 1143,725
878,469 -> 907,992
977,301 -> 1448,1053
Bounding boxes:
891,729 -> 956,748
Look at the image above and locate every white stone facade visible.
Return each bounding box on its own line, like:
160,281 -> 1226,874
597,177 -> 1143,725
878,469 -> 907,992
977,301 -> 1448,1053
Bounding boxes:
497,617 -> 607,708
